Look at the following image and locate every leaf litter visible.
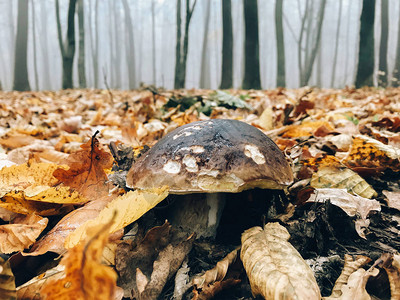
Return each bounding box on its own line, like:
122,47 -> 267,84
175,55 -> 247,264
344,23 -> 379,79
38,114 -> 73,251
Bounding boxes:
0,87 -> 399,299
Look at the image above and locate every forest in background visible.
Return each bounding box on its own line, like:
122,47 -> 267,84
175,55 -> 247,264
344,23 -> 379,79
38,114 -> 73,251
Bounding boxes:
1,0 -> 400,91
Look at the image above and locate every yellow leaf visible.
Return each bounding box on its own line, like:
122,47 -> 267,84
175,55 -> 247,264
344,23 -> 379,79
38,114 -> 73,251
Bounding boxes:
65,187 -> 169,249
241,223 -> 321,299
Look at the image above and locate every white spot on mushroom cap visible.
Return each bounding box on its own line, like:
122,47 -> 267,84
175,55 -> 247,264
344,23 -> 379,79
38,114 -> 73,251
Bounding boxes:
185,125 -> 202,130
173,131 -> 193,140
163,160 -> 181,174
244,144 -> 266,165
183,155 -> 198,172
191,145 -> 204,153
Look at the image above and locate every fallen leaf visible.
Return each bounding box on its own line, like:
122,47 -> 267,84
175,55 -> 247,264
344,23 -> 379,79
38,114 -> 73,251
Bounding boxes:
53,133 -> 114,200
0,257 -> 16,299
40,214 -> 119,300
306,188 -> 381,239
382,190 -> 400,211
383,254 -> 400,300
282,120 -> 335,138
116,221 -> 195,299
310,166 -> 377,199
241,223 -> 321,299
65,187 -> 168,249
0,214 -> 48,254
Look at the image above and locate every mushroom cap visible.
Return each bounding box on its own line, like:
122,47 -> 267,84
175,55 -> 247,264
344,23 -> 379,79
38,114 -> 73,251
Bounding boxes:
126,119 -> 293,194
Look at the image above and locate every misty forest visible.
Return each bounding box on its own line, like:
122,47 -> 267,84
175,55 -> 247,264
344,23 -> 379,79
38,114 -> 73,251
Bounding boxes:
1,0 -> 400,91
2,1 -> 400,299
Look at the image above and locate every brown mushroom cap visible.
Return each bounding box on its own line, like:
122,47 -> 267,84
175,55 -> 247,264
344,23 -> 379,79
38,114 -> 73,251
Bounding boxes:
126,119 -> 293,194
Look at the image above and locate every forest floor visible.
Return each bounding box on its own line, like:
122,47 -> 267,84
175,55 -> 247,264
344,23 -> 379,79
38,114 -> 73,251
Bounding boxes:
0,87 -> 399,299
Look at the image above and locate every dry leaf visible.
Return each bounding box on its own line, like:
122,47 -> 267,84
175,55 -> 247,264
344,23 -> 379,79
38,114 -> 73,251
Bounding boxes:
65,187 -> 168,249
383,254 -> 400,300
0,257 -> 16,299
241,223 -> 321,299
310,166 -> 377,199
306,188 -> 381,239
282,120 -> 335,138
382,190 -> 400,211
0,214 -> 48,254
116,221 -> 195,299
40,215 -> 119,300
53,133 -> 114,200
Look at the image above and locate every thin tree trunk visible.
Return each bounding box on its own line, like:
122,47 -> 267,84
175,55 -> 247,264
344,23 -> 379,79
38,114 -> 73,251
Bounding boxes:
392,1 -> 400,87
220,0 -> 233,89
342,0 -> 352,86
199,0 -> 211,88
378,0 -> 388,87
31,0 -> 39,90
242,0 -> 261,89
174,0 -> 182,89
107,0 -> 114,87
40,1 -> 51,89
122,0 -> 136,89
297,0 -> 309,85
331,0 -> 343,87
152,0 -> 157,84
13,0 -> 31,91
113,0 -> 121,88
316,40 -> 322,87
275,0 -> 285,87
88,0 -> 99,87
355,0 -> 375,88
77,0 -> 86,88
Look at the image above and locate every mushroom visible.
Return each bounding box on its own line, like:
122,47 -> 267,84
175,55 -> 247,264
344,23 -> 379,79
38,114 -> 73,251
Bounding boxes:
126,119 -> 293,239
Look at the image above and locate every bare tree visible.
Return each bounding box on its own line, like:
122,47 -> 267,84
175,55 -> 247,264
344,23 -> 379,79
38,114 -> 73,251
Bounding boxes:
174,0 -> 197,89
31,0 -> 39,90
220,0 -> 233,89
355,0 -> 375,88
13,0 -> 31,91
242,0 -> 261,89
39,1 -> 51,89
199,0 -> 211,88
378,0 -> 388,87
392,1 -> 400,87
275,0 -> 285,87
77,0 -> 86,88
122,0 -> 136,89
88,0 -> 99,87
55,0 -> 78,89
112,1 -> 121,89
331,0 -> 343,87
152,0 -> 157,85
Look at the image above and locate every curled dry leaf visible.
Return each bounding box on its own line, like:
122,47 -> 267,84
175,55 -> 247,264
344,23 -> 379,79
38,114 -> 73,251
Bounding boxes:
65,187 -> 168,249
0,257 -> 16,299
382,190 -> 400,211
310,166 -> 377,199
383,254 -> 400,300
53,133 -> 114,200
306,188 -> 381,239
0,214 -> 48,254
40,215 -> 119,300
192,248 -> 241,300
241,223 -> 321,300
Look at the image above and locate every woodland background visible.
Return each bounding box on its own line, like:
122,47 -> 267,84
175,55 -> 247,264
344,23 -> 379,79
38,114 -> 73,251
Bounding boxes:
1,0 -> 399,92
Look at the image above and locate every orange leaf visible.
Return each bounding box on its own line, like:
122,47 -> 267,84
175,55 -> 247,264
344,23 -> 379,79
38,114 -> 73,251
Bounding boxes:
53,132 -> 114,200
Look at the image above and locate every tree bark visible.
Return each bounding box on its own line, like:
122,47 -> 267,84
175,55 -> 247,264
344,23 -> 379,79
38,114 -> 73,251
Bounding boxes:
199,0 -> 211,88
275,0 -> 285,87
122,0 -> 136,89
31,0 -> 39,90
174,0 -> 197,89
113,0 -> 121,89
331,0 -> 342,88
77,0 -> 86,88
392,1 -> 400,87
220,0 -> 233,89
152,0 -> 157,84
378,0 -> 388,87
40,1 -> 51,89
56,0 -> 77,89
242,0 -> 261,89
13,0 -> 31,91
355,0 -> 375,88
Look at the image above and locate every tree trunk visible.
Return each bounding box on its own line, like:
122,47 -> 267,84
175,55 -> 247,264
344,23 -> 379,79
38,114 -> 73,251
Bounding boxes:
199,0 -> 211,88
77,0 -> 86,88
40,1 -> 51,89
242,0 -> 261,89
122,0 -> 136,89
331,0 -> 342,88
13,0 -> 31,91
113,0 -> 121,89
152,0 -> 157,85
174,0 -> 197,89
378,0 -> 388,87
300,0 -> 326,86
220,0 -> 233,89
31,0 -> 39,90
392,1 -> 400,87
56,0 -> 77,89
275,0 -> 285,87
88,0 -> 99,88
355,0 -> 375,88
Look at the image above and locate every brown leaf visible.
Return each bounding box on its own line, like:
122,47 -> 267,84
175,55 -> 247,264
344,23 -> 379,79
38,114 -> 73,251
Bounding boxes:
40,215 -> 119,300
53,133 -> 114,200
241,223 -> 321,299
116,221 -> 195,299
0,257 -> 16,299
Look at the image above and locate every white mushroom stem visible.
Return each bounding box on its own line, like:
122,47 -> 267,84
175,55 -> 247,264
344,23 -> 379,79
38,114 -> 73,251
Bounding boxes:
205,193 -> 226,237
